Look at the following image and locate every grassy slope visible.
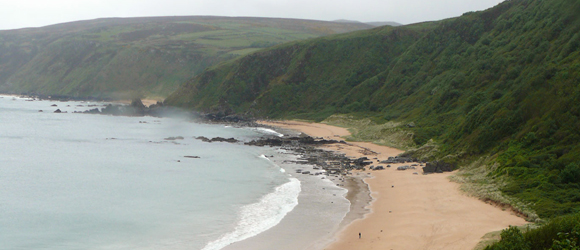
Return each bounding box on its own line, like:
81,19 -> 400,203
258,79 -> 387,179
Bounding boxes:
165,22 -> 437,114
0,16 -> 371,99
166,0 -> 580,218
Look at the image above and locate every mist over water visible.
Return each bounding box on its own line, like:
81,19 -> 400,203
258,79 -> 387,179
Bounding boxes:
0,96 -> 294,250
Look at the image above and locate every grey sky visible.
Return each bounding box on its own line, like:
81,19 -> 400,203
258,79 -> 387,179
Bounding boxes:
0,0 -> 505,30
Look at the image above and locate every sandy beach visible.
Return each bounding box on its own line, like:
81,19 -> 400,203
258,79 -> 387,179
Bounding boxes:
259,120 -> 527,250
115,98 -> 160,107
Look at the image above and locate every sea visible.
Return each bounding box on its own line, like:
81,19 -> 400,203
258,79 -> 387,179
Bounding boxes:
0,96 -> 350,250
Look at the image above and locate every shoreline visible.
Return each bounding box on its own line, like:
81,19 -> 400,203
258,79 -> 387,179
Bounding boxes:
258,120 -> 527,250
2,95 -> 361,250
254,121 -> 375,232
218,142 -> 353,250
336,174 -> 372,229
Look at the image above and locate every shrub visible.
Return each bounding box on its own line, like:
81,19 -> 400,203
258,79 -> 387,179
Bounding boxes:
485,226 -> 530,250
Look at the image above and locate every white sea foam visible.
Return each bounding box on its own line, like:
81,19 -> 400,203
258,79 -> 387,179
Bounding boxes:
201,178 -> 301,250
253,127 -> 284,137
259,154 -> 286,173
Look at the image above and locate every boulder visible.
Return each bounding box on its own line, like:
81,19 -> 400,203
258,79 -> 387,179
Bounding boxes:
353,157 -> 373,167
380,156 -> 414,164
397,165 -> 416,170
422,161 -> 456,173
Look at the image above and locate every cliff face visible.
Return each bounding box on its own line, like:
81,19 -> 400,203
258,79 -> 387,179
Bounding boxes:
166,0 -> 580,217
0,16 -> 371,99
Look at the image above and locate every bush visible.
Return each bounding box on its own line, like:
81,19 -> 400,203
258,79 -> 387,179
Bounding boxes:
487,213 -> 580,250
560,163 -> 580,184
485,226 -> 530,250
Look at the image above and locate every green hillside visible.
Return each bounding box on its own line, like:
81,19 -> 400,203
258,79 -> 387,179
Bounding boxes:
166,0 -> 580,219
0,16 -> 371,99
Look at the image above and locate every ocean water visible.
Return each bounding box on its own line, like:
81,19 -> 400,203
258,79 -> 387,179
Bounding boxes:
0,96 -> 349,250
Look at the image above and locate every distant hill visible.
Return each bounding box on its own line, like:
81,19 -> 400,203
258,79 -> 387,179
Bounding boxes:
332,19 -> 362,23
333,19 -> 402,27
166,0 -> 580,218
0,16 -> 372,99
366,21 -> 402,27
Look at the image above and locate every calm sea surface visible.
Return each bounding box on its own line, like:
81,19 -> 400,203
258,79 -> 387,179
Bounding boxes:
0,96 -> 308,250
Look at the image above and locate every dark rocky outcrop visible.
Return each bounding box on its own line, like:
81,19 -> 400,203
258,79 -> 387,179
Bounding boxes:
242,133 -> 367,173
129,98 -> 146,116
245,137 -> 285,146
83,108 -> 101,114
164,136 -> 184,140
397,165 -> 416,171
353,157 -> 373,167
373,165 -> 385,170
422,161 -> 456,173
99,104 -> 123,115
74,99 -> 181,117
195,136 -> 239,143
201,113 -> 250,123
245,135 -> 345,147
380,156 -> 418,164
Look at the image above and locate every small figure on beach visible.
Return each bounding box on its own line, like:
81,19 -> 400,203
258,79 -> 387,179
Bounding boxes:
359,232 -> 361,239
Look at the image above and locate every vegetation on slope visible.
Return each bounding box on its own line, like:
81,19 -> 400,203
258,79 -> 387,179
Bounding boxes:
485,212 -> 580,250
0,16 -> 371,99
166,0 -> 580,219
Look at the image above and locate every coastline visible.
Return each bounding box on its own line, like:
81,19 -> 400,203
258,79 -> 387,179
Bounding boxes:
1,94 -> 365,250
259,120 -> 527,250
219,144 -> 353,250
4,93 -> 528,249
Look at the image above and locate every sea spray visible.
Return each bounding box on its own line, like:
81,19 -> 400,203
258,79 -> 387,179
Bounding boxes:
250,127 -> 284,137
201,178 -> 301,250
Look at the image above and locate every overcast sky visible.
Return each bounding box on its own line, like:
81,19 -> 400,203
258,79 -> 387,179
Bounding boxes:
0,0 -> 505,30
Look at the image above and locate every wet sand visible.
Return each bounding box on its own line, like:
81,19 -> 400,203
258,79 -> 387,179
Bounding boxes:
259,120 -> 527,250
